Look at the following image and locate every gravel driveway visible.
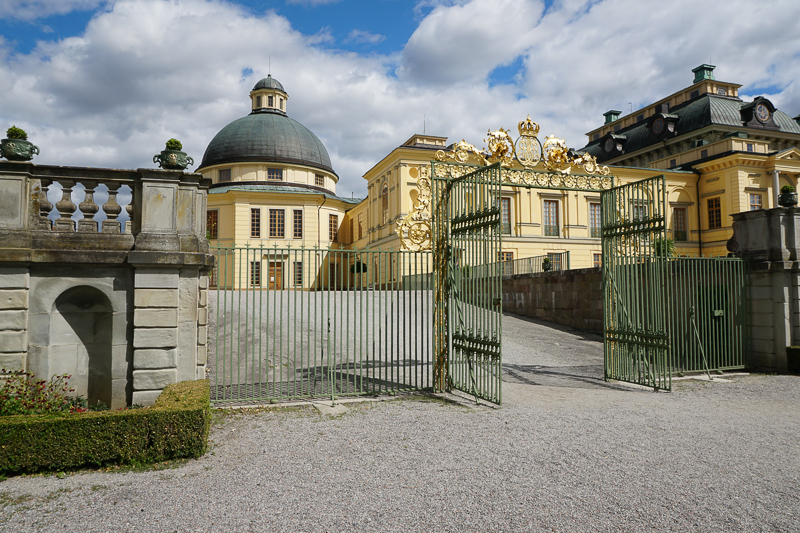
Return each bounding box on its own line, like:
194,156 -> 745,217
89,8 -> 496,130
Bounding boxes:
2,314 -> 799,532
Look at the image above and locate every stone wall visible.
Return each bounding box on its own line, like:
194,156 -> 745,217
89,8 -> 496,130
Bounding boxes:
730,207 -> 800,371
502,267 -> 603,332
0,161 -> 213,407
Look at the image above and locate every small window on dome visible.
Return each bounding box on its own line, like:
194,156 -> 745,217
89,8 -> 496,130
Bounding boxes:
280,98 -> 284,110
315,174 -> 324,187
218,168 -> 231,182
256,95 -> 262,108
268,95 -> 274,107
268,168 -> 283,181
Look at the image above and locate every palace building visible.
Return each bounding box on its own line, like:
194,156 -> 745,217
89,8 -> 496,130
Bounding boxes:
203,65 -> 800,287
198,75 -> 359,288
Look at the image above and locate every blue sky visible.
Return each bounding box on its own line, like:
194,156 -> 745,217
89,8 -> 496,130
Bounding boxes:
1,0 -> 798,196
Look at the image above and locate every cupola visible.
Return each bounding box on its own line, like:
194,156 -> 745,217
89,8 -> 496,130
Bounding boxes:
250,75 -> 288,113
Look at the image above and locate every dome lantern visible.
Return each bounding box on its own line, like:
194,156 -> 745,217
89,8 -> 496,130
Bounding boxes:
250,75 -> 288,113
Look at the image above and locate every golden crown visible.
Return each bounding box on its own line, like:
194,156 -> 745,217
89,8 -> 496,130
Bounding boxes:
518,115 -> 540,138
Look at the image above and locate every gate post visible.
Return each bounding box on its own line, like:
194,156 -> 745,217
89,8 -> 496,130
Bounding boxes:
730,207 -> 800,370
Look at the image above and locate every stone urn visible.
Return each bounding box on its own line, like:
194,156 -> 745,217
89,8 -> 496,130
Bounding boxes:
154,149 -> 194,170
778,191 -> 798,207
1,138 -> 39,161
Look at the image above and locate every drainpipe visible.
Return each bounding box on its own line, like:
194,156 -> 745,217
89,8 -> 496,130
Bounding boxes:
696,172 -> 704,257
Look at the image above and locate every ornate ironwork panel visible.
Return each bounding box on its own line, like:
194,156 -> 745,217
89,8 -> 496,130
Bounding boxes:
601,175 -> 670,390
432,162 -> 502,404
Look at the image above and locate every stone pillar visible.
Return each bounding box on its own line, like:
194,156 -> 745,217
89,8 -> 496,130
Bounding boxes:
0,267 -> 29,371
132,268 -> 180,406
730,207 -> 800,370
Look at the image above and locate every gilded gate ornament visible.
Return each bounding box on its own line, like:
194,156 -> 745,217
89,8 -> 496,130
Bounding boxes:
398,114 -> 614,250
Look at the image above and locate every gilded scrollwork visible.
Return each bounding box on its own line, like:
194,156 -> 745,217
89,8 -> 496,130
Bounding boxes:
396,166 -> 433,251
399,115 -> 614,250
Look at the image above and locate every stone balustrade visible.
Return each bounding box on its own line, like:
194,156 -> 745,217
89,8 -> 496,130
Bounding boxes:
0,161 -> 213,407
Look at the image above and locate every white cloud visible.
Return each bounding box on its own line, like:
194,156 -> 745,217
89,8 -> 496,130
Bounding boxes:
1,0 -> 800,198
0,0 -> 106,20
346,29 -> 385,45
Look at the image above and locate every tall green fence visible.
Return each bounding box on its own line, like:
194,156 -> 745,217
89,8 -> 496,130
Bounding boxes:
666,257 -> 748,374
209,246 -> 433,404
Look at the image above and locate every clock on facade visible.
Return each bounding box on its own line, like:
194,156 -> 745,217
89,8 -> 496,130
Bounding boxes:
755,103 -> 770,123
652,117 -> 665,136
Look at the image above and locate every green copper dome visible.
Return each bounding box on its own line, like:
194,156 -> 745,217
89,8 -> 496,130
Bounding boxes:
198,108 -> 336,174
253,75 -> 285,93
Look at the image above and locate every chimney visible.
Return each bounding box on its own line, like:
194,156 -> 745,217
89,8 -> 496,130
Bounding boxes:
604,110 -> 622,124
692,64 -> 716,84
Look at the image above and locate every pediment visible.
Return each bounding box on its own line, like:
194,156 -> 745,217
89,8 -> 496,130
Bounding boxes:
775,147 -> 800,161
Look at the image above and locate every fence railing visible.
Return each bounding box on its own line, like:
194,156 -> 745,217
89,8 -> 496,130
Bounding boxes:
501,251 -> 570,277
209,246 -> 434,404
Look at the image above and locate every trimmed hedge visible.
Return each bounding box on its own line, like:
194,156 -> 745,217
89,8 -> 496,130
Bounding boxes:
0,380 -> 211,475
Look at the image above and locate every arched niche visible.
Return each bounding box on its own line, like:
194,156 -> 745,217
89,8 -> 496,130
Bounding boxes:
27,268 -> 133,409
49,286 -> 113,407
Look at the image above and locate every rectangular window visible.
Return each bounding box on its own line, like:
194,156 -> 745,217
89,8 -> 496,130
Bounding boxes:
250,261 -> 261,286
700,149 -> 708,159
256,95 -> 262,107
593,133 -> 600,141
206,210 -> 218,239
747,143 -> 754,152
268,95 -> 273,107
669,159 -> 677,168
499,251 -> 513,276
315,174 -> 324,187
501,197 -> 511,235
636,113 -> 644,123
673,207 -> 687,241
358,213 -> 363,240
749,193 -> 763,211
293,261 -> 303,287
269,209 -> 285,238
250,208 -> 260,238
589,203 -> 601,238
329,214 -> 338,242
267,168 -> 283,181
543,200 -> 559,236
547,253 -> 562,271
717,87 -> 727,96
209,268 -> 217,288
707,197 -> 722,229
293,210 -> 302,239
218,168 -> 231,182
632,203 -> 648,221
593,253 -> 602,268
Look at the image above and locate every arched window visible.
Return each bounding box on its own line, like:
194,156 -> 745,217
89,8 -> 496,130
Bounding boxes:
381,182 -> 389,225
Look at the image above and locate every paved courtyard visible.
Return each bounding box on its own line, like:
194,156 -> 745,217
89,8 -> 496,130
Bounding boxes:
1,314 -> 799,532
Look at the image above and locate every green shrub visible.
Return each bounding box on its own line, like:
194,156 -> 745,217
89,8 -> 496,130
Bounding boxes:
0,380 -> 211,475
5,126 -> 27,140
781,184 -> 795,194
165,138 -> 182,151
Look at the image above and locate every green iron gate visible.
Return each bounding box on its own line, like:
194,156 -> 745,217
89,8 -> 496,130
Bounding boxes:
602,175 -> 749,390
432,162 -> 503,404
601,175 -> 670,390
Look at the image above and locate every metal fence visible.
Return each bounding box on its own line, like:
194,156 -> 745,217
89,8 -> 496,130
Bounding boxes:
666,257 -> 748,374
501,251 -> 571,277
209,246 -> 434,404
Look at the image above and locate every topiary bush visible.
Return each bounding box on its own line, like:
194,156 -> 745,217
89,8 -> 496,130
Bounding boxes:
165,138 -> 183,151
5,126 -> 27,140
0,380 -> 211,475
